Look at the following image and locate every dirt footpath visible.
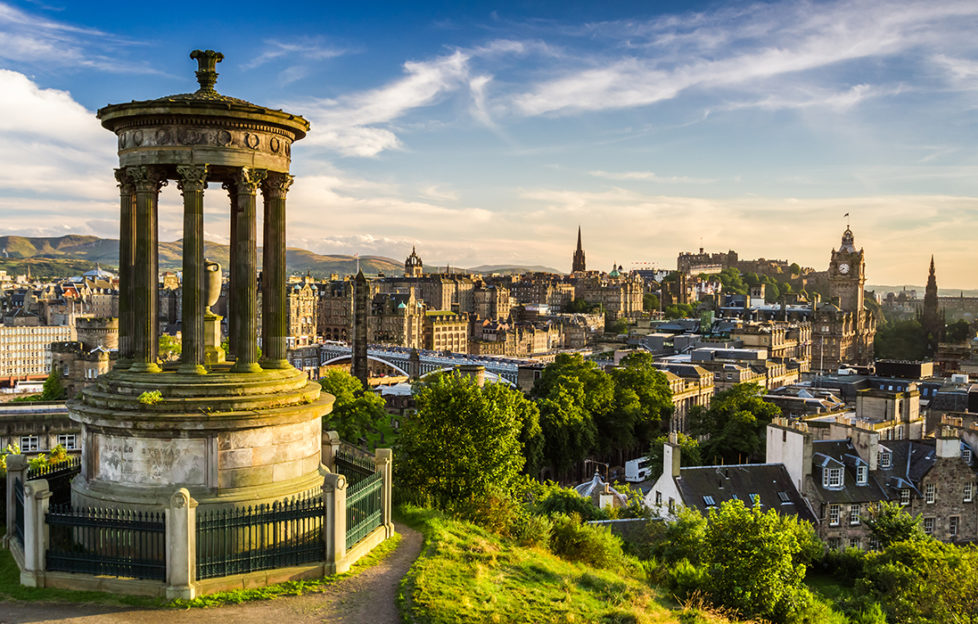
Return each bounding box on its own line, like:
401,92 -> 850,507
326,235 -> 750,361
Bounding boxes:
0,522 -> 423,624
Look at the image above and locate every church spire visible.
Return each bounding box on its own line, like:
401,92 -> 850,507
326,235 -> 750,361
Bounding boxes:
572,226 -> 586,273
921,255 -> 942,355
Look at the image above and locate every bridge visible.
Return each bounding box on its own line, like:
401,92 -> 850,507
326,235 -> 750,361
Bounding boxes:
319,343 -> 533,385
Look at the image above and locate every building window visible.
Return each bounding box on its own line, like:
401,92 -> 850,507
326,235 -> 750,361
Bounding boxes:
57,434 -> 76,450
850,504 -> 861,525
926,484 -> 936,504
829,504 -> 841,526
869,536 -> 880,551
702,495 -> 715,507
849,538 -> 860,549
900,488 -> 911,506
923,517 -> 935,535
20,435 -> 39,452
856,465 -> 868,485
965,483 -> 974,503
749,493 -> 760,505
964,448 -> 973,464
823,467 -> 844,488
655,491 -> 662,506
777,491 -> 791,503
880,450 -> 892,469
828,537 -> 841,550
950,516 -> 959,537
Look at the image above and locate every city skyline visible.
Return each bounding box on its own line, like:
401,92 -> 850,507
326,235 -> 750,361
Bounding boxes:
0,0 -> 977,286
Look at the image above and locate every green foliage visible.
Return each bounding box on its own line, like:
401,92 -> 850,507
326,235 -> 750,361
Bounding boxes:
40,367 -> 65,400
320,370 -> 396,450
642,293 -> 659,311
548,513 -> 625,570
864,501 -> 928,549
47,443 -> 69,465
605,317 -> 629,334
158,334 -> 182,361
646,432 -> 701,482
874,319 -> 928,360
701,500 -> 821,623
0,442 -> 20,472
396,374 -> 531,508
27,454 -> 48,471
789,262 -> 801,276
688,383 -> 781,464
603,352 -> 673,456
532,484 -> 609,522
10,394 -> 42,402
945,319 -> 973,343
138,390 -> 162,405
663,303 -> 696,319
565,298 -> 601,313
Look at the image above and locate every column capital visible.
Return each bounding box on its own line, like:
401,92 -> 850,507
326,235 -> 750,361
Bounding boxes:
223,167 -> 267,196
126,165 -> 168,193
114,168 -> 134,194
262,172 -> 294,200
176,164 -> 209,195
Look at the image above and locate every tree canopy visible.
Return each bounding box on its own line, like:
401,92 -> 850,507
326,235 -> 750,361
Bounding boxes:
319,370 -> 395,450
397,373 -> 538,507
688,383 -> 781,464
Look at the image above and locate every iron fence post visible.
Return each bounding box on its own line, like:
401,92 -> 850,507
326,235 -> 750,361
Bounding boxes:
374,448 -> 394,538
21,478 -> 51,587
4,454 -> 26,547
166,488 -> 197,600
322,472 -> 347,574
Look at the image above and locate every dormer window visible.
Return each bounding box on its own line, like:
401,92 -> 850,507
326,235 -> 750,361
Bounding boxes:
703,496 -> 716,507
823,467 -> 844,489
879,450 -> 892,469
856,465 -> 868,485
964,448 -> 973,465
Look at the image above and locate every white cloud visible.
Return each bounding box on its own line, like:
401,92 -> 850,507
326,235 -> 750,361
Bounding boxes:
589,170 -> 719,184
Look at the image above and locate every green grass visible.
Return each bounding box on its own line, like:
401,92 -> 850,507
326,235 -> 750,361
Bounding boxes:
396,504 -> 701,624
174,531 -> 402,608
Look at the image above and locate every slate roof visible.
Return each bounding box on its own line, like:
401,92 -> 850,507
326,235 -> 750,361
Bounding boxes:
809,439 -> 889,505
675,463 -> 816,523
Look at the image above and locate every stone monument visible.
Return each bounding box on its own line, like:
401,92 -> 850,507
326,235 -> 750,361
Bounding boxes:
67,50 -> 332,511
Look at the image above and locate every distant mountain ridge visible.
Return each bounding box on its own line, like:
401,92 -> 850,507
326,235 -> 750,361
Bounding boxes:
0,235 -> 402,278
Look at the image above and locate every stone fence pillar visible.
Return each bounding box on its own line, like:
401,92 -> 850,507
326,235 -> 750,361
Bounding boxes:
21,478 -> 51,587
374,448 -> 394,538
4,454 -> 26,547
165,488 -> 197,600
322,430 -> 341,472
322,472 -> 347,574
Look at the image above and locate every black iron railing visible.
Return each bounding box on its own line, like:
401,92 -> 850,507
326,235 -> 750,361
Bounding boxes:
46,504 -> 166,581
335,447 -> 374,486
345,471 -> 383,549
196,496 -> 325,580
27,456 -> 81,506
13,476 -> 24,548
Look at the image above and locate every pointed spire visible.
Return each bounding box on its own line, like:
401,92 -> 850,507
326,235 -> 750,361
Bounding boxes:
576,225 -> 582,252
929,254 -> 935,276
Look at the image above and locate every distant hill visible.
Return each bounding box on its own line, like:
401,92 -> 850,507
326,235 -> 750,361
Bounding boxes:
868,284 -> 978,298
467,264 -> 564,275
0,235 -> 402,279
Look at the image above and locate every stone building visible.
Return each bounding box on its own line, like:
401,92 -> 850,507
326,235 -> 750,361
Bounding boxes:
811,227 -> 877,370
472,283 -> 511,320
572,270 -> 644,320
0,324 -> 73,378
423,311 -> 468,352
287,280 -> 318,346
370,291 -> 424,349
317,278 -> 356,342
404,246 -> 423,278
50,316 -> 118,397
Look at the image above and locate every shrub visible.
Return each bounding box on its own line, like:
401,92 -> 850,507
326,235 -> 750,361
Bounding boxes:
818,546 -> 866,584
549,513 -> 624,569
138,390 -> 162,405
510,512 -> 552,549
667,559 -> 709,599
533,484 -> 608,521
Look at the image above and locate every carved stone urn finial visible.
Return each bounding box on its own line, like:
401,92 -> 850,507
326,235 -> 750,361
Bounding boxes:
190,49 -> 224,93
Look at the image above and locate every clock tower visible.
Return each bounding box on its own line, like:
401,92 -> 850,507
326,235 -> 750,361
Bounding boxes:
829,227 -> 865,313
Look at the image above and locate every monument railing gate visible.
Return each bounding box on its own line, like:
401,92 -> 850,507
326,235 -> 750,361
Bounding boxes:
46,504 -> 167,581
13,476 -> 24,547
345,471 -> 383,550
196,491 -> 324,580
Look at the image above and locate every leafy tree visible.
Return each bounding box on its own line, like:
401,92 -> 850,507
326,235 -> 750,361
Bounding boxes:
874,319 -> 928,360
702,500 -> 821,623
40,368 -> 65,400
564,298 -> 599,313
397,373 -> 532,507
663,303 -> 695,319
158,334 -> 182,361
688,383 -> 781,464
646,432 -> 701,481
642,293 -> 660,311
605,317 -> 628,334
0,442 -> 21,472
320,370 -> 395,450
602,352 -> 673,458
945,319 -> 973,343
864,501 -> 927,549
789,262 -> 801,276
532,354 -> 613,477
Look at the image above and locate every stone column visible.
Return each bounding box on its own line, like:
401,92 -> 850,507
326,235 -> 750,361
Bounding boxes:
4,454 -> 26,547
21,479 -> 51,587
322,430 -> 341,471
260,173 -> 293,369
375,448 -> 394,538
165,488 -> 197,600
176,165 -> 208,374
322,472 -> 347,574
114,169 -> 135,368
225,168 -> 266,373
127,165 -> 166,373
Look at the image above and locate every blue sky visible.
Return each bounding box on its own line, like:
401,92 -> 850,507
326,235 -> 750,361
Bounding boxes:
1,0 -> 977,287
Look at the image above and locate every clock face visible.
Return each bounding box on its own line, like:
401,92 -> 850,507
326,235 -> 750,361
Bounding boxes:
839,262 -> 850,275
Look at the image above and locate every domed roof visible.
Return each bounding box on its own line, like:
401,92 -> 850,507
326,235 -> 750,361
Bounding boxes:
839,227 -> 857,253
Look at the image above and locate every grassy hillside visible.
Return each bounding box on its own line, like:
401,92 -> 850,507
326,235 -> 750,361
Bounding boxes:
397,505 -> 733,624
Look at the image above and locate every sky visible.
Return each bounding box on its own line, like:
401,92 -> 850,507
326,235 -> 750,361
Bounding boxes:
0,0 -> 977,287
